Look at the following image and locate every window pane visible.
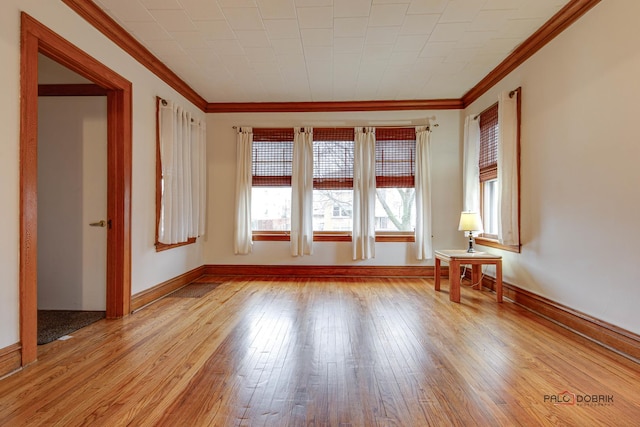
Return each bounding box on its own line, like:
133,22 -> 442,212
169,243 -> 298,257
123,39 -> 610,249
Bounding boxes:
252,187 -> 291,230
375,188 -> 415,231
483,179 -> 498,235
313,189 -> 352,231
313,132 -> 354,189
375,131 -> 415,188
252,140 -> 293,187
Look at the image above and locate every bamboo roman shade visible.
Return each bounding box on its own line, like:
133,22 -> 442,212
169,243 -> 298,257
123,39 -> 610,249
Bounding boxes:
251,127 -> 418,188
375,127 -> 416,188
313,128 -> 354,189
252,128 -> 294,187
479,103 -> 499,182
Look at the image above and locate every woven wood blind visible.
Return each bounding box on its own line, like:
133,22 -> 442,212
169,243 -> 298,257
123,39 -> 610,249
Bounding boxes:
479,104 -> 498,182
375,128 -> 415,188
252,128 -> 294,186
313,128 -> 354,189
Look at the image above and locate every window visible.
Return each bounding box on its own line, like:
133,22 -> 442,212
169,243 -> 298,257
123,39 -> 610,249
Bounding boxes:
312,128 -> 354,232
155,97 -> 206,251
251,128 -> 293,237
475,88 -> 521,252
478,103 -> 499,239
250,127 -> 417,242
375,128 -> 416,240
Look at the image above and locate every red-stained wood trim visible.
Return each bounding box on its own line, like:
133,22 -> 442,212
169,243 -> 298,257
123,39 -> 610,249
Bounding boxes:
0,343 -> 22,379
131,266 -> 206,311
20,13 -> 132,364
156,238 -> 197,251
62,0 -> 207,112
106,87 -> 132,319
475,237 -> 520,253
19,13 -> 39,367
204,264 -> 446,278
462,0 -> 601,107
62,0 -> 598,114
206,99 -> 464,113
38,83 -> 107,96
465,271 -> 640,362
251,232 -> 414,242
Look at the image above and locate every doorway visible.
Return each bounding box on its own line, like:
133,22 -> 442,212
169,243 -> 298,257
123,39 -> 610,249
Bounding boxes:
37,56 -> 108,342
20,13 -> 132,364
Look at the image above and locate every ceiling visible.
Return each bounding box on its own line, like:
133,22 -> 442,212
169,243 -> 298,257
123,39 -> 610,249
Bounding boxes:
93,0 -> 571,104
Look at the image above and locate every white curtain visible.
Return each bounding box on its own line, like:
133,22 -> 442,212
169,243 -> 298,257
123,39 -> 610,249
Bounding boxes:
353,127 -> 376,260
234,127 -> 253,254
158,99 -> 206,244
190,117 -> 207,237
497,90 -> 520,246
415,126 -> 433,260
462,115 -> 480,213
291,127 -> 314,256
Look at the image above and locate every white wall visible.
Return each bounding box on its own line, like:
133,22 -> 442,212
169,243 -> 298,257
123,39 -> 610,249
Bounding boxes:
466,0 -> 640,334
205,110 -> 464,266
37,96 -> 107,311
0,1 -> 205,348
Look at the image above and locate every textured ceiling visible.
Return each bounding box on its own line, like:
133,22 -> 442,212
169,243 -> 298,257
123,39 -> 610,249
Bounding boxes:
94,0 -> 571,103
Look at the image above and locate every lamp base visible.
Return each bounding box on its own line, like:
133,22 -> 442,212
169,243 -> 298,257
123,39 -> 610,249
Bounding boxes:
467,233 -> 475,253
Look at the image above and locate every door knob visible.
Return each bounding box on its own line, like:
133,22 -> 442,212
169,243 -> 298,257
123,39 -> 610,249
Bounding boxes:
89,220 -> 107,227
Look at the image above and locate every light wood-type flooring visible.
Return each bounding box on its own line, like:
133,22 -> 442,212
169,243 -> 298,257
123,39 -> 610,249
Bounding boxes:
1,276 -> 639,426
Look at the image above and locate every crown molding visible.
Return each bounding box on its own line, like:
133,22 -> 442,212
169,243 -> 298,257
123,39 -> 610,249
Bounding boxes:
462,0 -> 601,108
206,98 -> 464,113
62,0 -> 208,112
65,0 -> 600,114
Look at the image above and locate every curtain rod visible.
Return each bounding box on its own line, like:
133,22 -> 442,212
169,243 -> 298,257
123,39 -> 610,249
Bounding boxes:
474,87 -> 520,120
232,124 -> 439,130
158,96 -> 198,122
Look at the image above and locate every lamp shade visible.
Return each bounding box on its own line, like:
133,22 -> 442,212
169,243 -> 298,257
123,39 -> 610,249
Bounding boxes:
458,212 -> 484,233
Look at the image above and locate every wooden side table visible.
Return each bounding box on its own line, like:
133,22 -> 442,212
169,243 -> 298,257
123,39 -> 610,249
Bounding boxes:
434,249 -> 503,303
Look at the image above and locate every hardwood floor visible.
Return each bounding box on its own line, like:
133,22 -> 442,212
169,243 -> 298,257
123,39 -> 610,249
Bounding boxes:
1,277 -> 638,426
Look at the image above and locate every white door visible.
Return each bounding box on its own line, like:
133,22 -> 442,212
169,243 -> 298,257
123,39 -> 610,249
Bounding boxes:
37,96 -> 107,310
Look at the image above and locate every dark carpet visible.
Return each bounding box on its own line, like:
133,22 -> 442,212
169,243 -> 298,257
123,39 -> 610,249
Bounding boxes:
37,310 -> 106,345
169,282 -> 222,298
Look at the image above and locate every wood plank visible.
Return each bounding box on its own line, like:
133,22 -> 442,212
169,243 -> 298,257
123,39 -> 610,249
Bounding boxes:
467,271 -> 640,361
0,344 -> 22,379
0,277 -> 638,425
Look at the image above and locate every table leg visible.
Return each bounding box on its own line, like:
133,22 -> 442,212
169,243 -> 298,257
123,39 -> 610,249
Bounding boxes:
434,257 -> 441,291
495,260 -> 503,303
472,264 -> 481,290
449,260 -> 461,303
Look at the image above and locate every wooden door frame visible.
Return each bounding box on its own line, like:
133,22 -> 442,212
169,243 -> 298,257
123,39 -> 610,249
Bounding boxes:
20,13 -> 132,364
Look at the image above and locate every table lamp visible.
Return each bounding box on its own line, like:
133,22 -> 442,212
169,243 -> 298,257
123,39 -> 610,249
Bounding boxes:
458,212 -> 483,253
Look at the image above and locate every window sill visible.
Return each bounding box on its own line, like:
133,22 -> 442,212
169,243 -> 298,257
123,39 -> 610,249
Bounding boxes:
252,231 -> 415,243
376,232 -> 415,242
475,237 -> 520,253
155,237 -> 197,252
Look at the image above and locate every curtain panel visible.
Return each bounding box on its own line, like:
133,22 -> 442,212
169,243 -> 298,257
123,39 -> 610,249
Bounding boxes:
415,126 -> 432,260
158,99 -> 206,245
234,127 -> 253,254
462,115 -> 481,213
497,91 -> 520,246
353,127 -> 376,260
291,127 -> 314,256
